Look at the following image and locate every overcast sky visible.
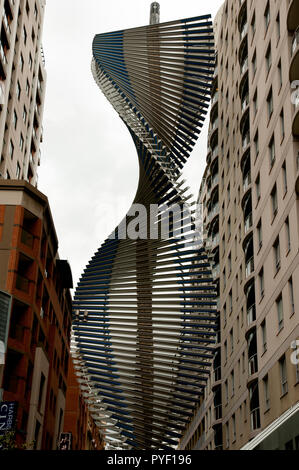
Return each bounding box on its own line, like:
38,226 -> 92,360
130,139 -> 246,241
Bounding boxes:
38,0 -> 223,290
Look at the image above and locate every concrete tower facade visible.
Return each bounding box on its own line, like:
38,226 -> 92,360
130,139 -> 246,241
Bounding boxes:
0,0 -> 46,187
180,0 -> 299,451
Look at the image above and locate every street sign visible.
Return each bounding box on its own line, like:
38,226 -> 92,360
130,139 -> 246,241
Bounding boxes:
0,402 -> 18,435
58,432 -> 72,450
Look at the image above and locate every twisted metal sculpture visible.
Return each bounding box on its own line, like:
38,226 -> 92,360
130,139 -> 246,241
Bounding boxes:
72,9 -> 216,450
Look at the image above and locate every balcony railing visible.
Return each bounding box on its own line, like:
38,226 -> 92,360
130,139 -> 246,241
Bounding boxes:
244,213 -> 253,234
208,203 -> 219,222
211,233 -> 220,249
243,172 -> 251,192
212,173 -> 219,187
211,118 -> 218,132
212,264 -> 220,279
16,274 -> 30,293
0,42 -> 7,65
0,82 -> 4,105
214,405 -> 222,421
211,146 -> 218,159
3,12 -> 11,35
21,228 -> 34,248
248,353 -> 258,375
214,366 -> 221,382
211,92 -> 219,106
240,23 -> 248,41
241,94 -> 249,112
250,407 -> 260,431
37,80 -> 43,94
292,27 -> 299,55
245,257 -> 254,277
242,132 -> 250,149
247,304 -> 256,326
241,57 -> 248,75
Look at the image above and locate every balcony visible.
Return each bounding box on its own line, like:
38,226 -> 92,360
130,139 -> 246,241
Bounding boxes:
248,353 -> 258,376
214,404 -> 222,422
242,132 -> 250,150
243,172 -> 251,192
15,274 -> 30,293
240,23 -> 248,41
209,120 -> 218,144
245,257 -> 254,278
244,212 -> 253,234
208,203 -> 219,223
10,324 -> 26,343
0,81 -> 4,105
211,233 -> 220,249
247,304 -> 256,326
214,366 -> 221,382
212,263 -> 220,279
241,93 -> 249,113
211,145 -> 218,161
238,0 -> 247,29
21,228 -> 34,248
250,408 -> 260,431
3,12 -> 11,37
4,375 -> 22,395
0,41 -> 8,67
241,57 -> 248,77
211,173 -> 219,189
290,28 -> 299,82
211,91 -> 218,108
287,0 -> 299,32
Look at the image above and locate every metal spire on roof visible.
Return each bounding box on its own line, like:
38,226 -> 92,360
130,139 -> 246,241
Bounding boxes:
150,2 -> 160,24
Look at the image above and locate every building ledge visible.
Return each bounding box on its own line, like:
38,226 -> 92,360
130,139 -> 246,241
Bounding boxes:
241,401 -> 299,450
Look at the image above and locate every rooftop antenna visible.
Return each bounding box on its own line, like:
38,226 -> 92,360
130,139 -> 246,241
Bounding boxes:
150,2 -> 160,25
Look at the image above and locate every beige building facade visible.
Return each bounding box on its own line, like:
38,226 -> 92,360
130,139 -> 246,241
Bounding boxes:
179,0 -> 299,451
0,0 -> 46,186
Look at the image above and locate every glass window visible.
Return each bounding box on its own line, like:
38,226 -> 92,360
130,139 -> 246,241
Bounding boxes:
271,184 -> 278,219
259,269 -> 264,299
16,81 -> 21,100
264,2 -> 270,31
289,277 -> 295,315
263,375 -> 270,410
261,320 -> 267,352
267,89 -> 273,119
13,110 -> 18,129
265,44 -> 272,73
273,237 -> 280,272
279,355 -> 288,395
269,135 -> 275,168
9,140 -> 14,159
277,295 -> 284,331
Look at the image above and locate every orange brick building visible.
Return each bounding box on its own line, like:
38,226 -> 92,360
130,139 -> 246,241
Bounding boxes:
0,180 -> 73,449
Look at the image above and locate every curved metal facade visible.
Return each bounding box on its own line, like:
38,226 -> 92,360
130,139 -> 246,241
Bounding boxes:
72,13 -> 216,450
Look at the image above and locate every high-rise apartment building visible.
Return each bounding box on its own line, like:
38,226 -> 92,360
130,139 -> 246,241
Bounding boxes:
179,0 -> 299,451
0,0 -> 46,186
